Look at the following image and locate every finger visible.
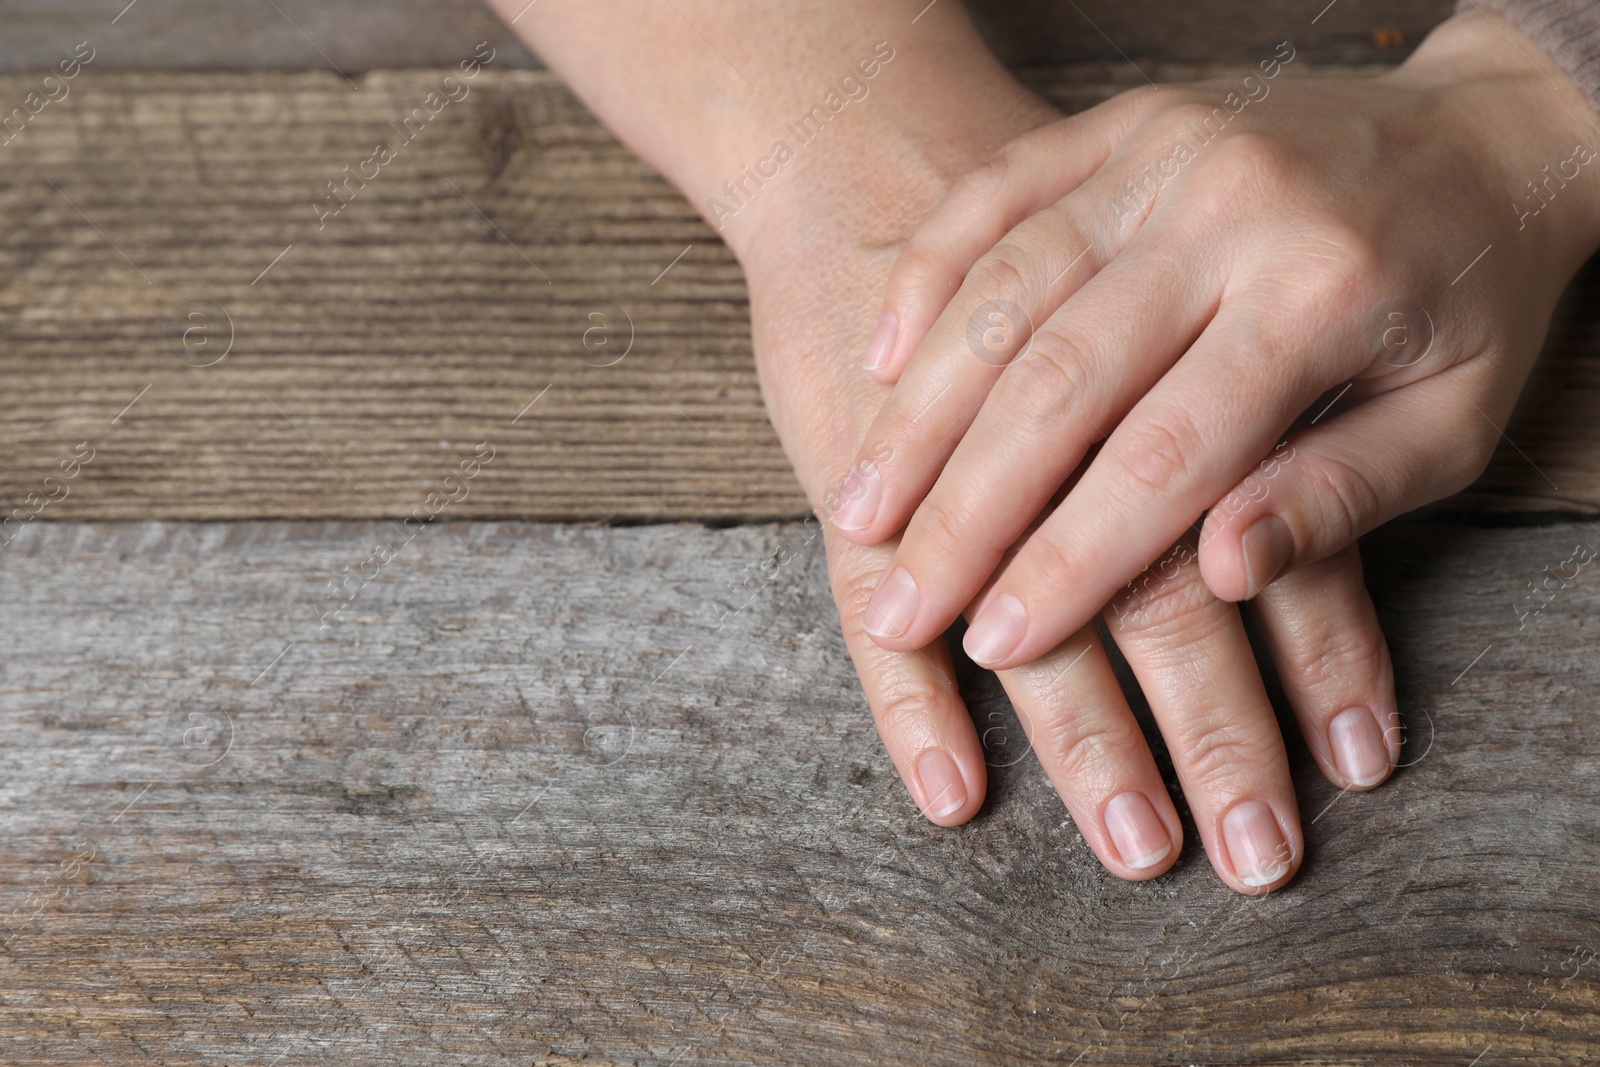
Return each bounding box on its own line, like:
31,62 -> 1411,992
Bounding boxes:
998,626 -> 1184,879
1197,369 -> 1500,602
962,284 -> 1371,671
861,237 -> 1221,651
832,163 -> 1143,546
1247,544 -> 1401,791
1105,538 -> 1302,894
864,94 -> 1152,382
823,528 -> 986,825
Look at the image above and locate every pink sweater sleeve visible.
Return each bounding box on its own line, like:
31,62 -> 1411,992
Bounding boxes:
1461,0 -> 1600,113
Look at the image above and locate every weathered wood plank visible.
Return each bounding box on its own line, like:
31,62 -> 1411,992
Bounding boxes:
0,0 -> 539,74
0,518 -> 1596,1064
0,0 -> 1453,74
1,67 -> 1596,523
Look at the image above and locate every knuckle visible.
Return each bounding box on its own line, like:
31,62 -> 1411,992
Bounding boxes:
1327,230 -> 1383,294
873,687 -> 945,742
1174,718 -> 1272,789
1307,452 -> 1382,547
1123,83 -> 1169,115
995,335 -> 1089,429
1113,410 -> 1200,496
1284,616 -> 1390,703
830,559 -> 886,642
886,243 -> 949,306
1111,546 -> 1232,642
1014,115 -> 1074,154
967,243 -> 1040,307
1022,532 -> 1081,593
1163,99 -> 1231,140
907,496 -> 970,562
1287,218 -> 1384,314
1215,130 -> 1297,192
1034,709 -> 1146,781
961,147 -> 1014,202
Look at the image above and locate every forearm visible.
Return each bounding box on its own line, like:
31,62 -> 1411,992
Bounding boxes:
482,0 -> 1053,260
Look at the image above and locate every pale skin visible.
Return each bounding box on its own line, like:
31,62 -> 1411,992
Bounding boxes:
487,1 -> 1587,893
838,13 -> 1600,668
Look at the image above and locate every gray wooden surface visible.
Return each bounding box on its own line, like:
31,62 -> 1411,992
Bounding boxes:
2,1 -> 1597,1063
2,518 -> 1596,1065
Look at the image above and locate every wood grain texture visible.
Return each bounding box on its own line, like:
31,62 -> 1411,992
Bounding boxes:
1,65 -> 1597,524
0,518 -> 1596,1064
0,0 -> 540,74
0,0 -> 1452,73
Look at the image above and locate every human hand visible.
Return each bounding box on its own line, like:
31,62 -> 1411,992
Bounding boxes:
733,95 -> 1398,895
501,0 -> 1406,891
832,10 -> 1600,673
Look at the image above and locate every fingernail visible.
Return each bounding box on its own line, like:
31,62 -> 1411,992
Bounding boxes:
863,310 -> 898,373
831,458 -> 881,532
1105,792 -> 1173,870
864,566 -> 919,639
963,592 -> 1028,666
1223,800 -> 1291,888
916,748 -> 967,819
1240,514 -> 1294,595
1329,706 -> 1391,787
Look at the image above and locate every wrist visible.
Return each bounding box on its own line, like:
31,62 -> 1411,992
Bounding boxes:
1395,10 -> 1600,267
692,42 -> 1060,271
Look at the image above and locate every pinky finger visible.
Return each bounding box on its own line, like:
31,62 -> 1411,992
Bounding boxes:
1197,370 -> 1503,603
864,92 -> 1149,381
1247,544 -> 1401,792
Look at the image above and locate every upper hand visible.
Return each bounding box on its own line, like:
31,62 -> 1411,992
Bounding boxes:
831,11 -> 1600,669
737,119 -> 1398,895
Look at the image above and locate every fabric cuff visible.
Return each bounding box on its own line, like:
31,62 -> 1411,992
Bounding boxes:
1459,0 -> 1600,115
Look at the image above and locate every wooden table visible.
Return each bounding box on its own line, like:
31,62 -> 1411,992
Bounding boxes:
1,2 -> 1596,1064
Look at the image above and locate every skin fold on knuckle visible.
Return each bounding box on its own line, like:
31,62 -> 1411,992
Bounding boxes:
1110,546 -> 1238,659
1170,714 -> 1277,794
1013,530 -> 1082,610
828,551 -> 895,647
1277,209 -> 1387,315
967,243 -> 1040,310
1274,603 -> 1391,707
885,247 -> 954,319
871,686 -> 955,752
905,495 -> 983,575
997,330 -> 1091,432
1261,547 -> 1390,692
1113,412 -> 1199,497
1302,450 -> 1384,554
958,147 -> 1015,208
1031,706 -> 1146,787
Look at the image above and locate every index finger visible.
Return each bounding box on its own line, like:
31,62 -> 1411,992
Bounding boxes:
865,95 -> 1151,382
830,170 -> 1132,546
